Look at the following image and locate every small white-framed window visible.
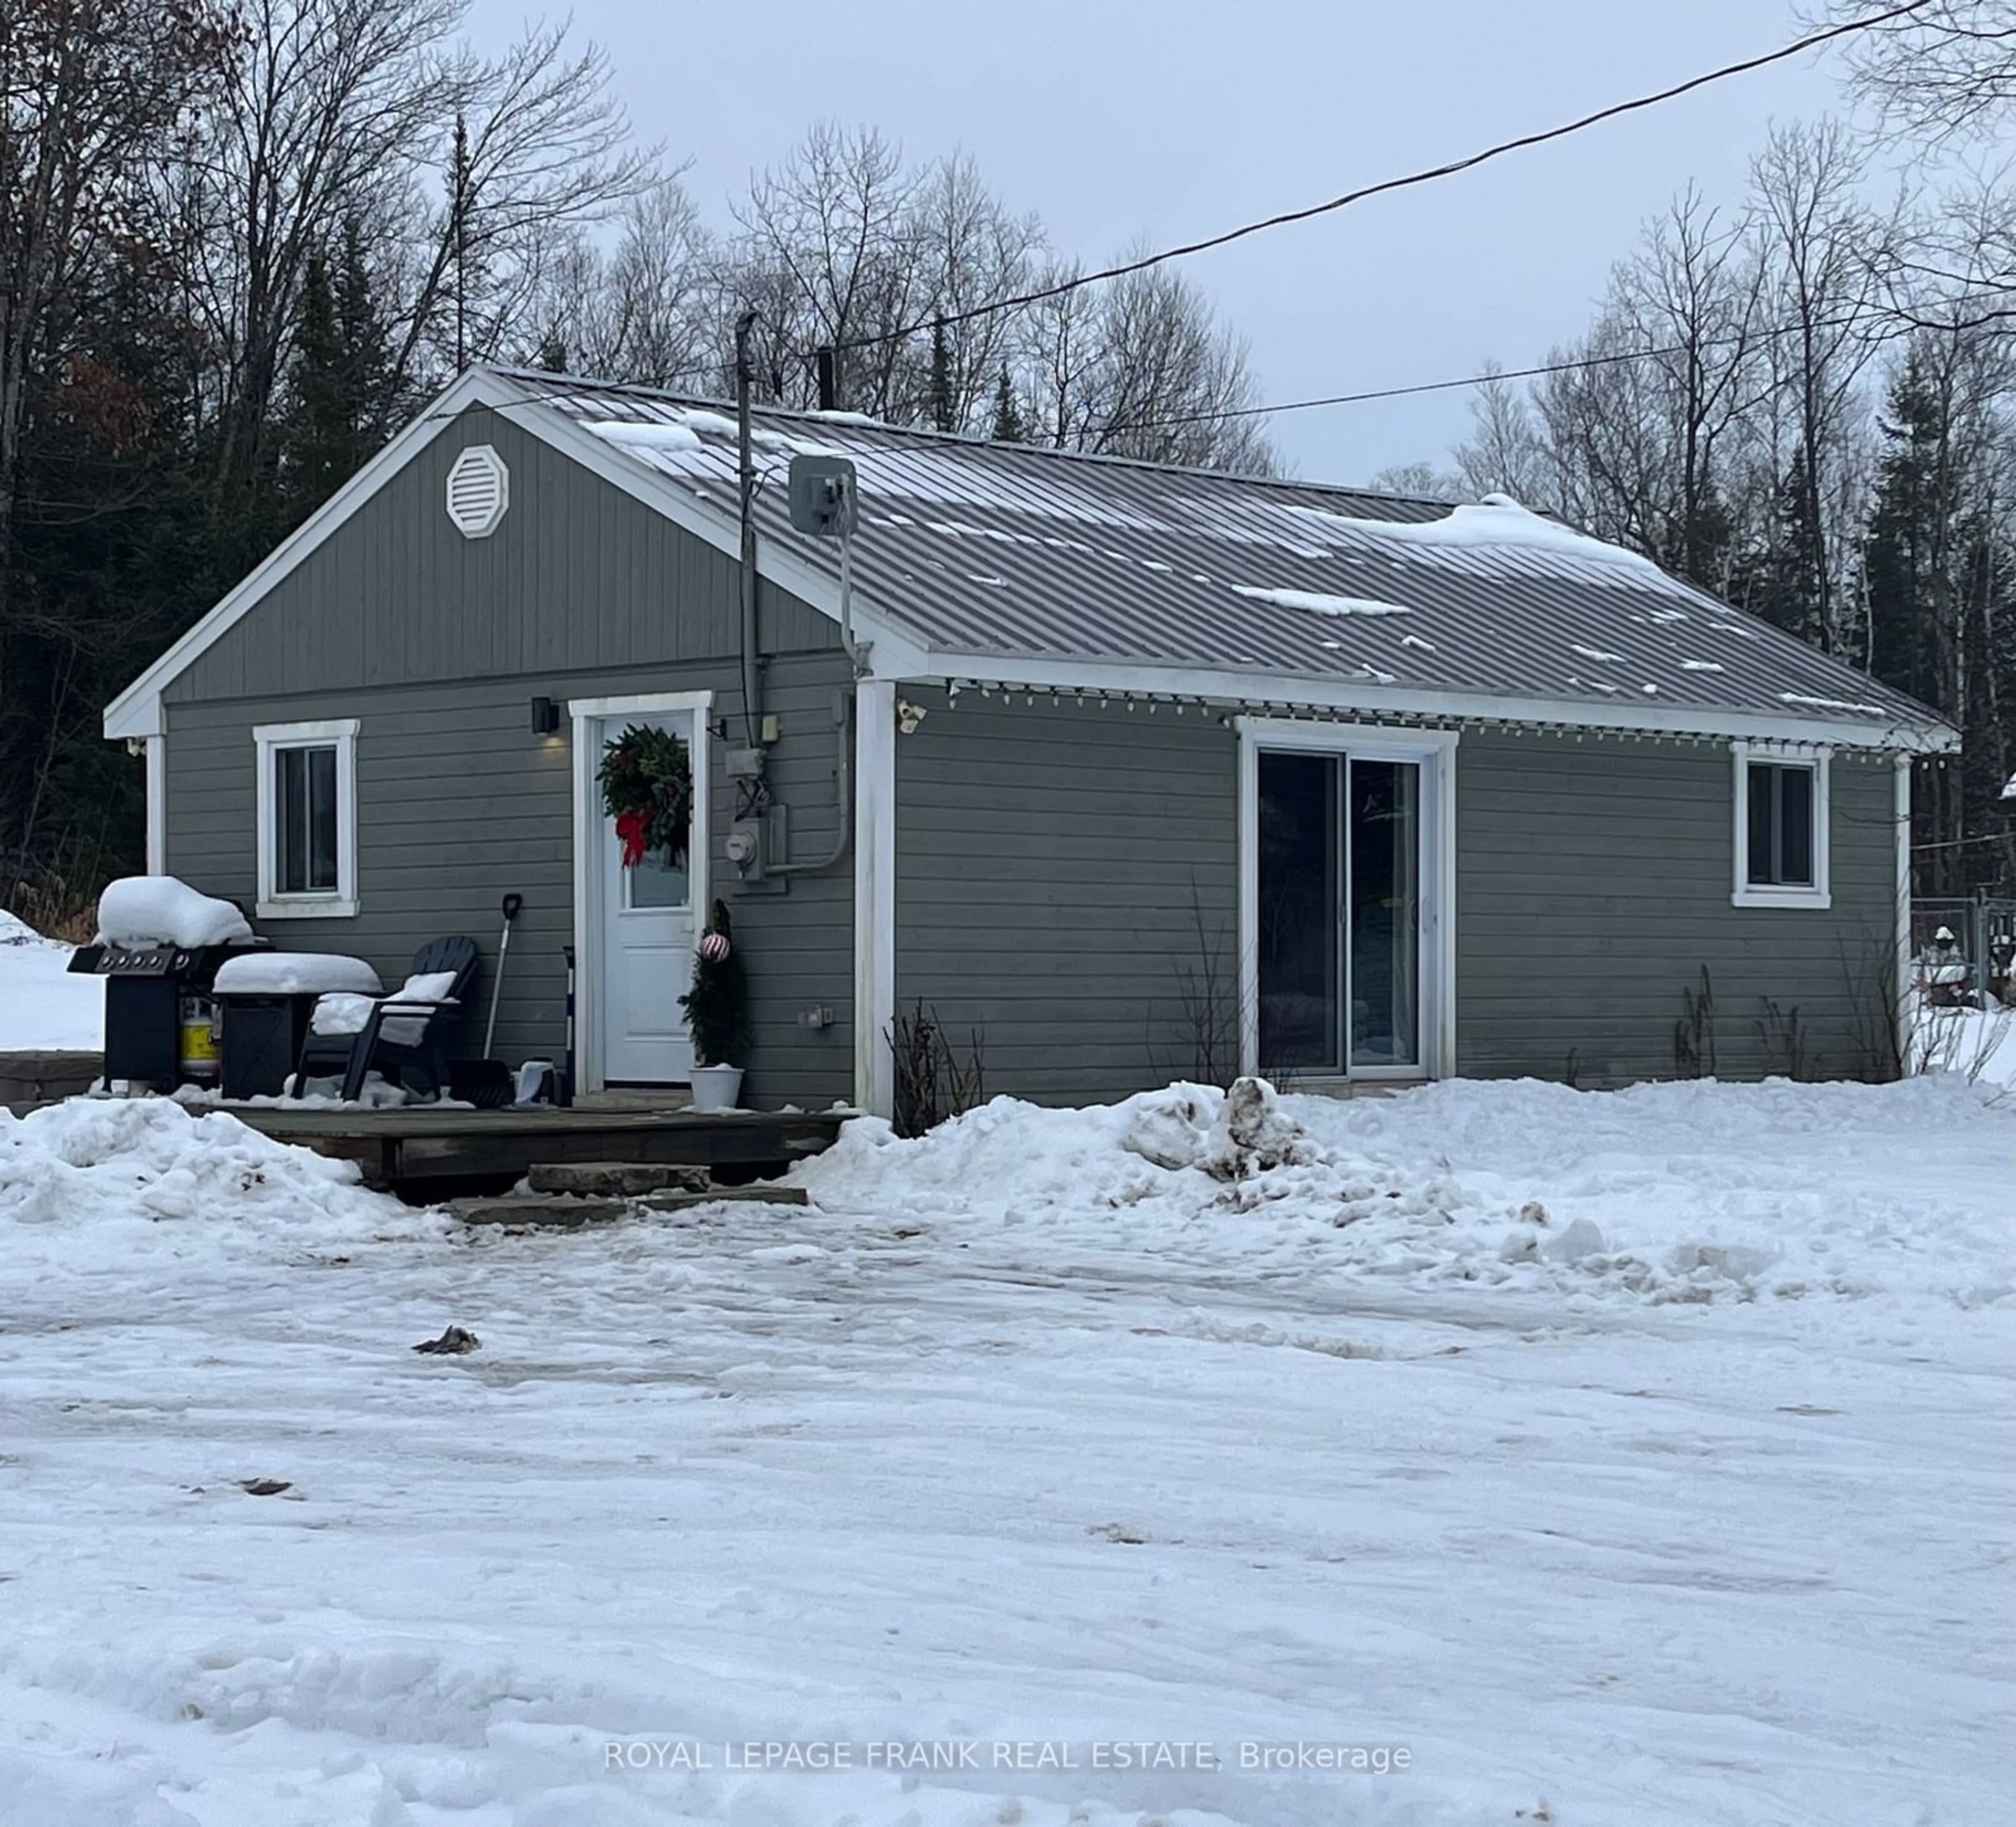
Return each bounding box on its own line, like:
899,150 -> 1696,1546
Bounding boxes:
255,718 -> 359,918
1731,741 -> 1830,910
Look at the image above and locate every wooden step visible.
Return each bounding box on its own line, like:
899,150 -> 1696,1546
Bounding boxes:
640,1184 -> 808,1211
450,1194 -> 629,1228
449,1183 -> 810,1229
526,1160 -> 713,1197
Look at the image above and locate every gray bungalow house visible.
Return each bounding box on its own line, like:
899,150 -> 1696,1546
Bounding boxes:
104,366 -> 1954,1112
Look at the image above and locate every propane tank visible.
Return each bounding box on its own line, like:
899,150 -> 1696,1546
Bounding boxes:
178,993 -> 220,1086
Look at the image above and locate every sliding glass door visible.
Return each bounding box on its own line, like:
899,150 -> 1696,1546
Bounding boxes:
1257,749 -> 1423,1075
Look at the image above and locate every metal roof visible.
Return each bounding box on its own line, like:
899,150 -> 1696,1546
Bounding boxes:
508,370 -> 1946,745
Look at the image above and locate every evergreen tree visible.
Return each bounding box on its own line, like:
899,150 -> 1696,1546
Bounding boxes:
536,329 -> 570,373
679,900 -> 751,1066
450,111 -> 474,369
334,216 -> 395,450
1864,355 -> 1950,714
1737,452 -> 1826,643
990,367 -> 1025,443
276,228 -> 399,534
278,252 -> 350,530
1861,345 -> 2016,893
928,318 -> 954,432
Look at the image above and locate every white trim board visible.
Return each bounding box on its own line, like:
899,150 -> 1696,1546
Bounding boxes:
568,689 -> 713,1096
926,656 -> 1958,754
853,680 -> 897,1116
1236,718 -> 1460,1084
1893,755 -> 1913,1071
143,737 -> 166,875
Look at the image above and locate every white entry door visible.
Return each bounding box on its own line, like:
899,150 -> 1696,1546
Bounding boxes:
585,704 -> 707,1085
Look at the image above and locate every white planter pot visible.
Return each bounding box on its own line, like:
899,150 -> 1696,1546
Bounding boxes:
688,1064 -> 743,1112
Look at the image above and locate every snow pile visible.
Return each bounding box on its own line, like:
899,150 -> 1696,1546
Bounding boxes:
96,876 -> 253,950
1322,1073 -> 2014,1308
0,909 -> 102,1051
0,1098 -> 428,1273
799,1074 -> 2015,1309
212,952 -> 382,996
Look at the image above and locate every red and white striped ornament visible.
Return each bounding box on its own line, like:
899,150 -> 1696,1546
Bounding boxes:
698,932 -> 731,962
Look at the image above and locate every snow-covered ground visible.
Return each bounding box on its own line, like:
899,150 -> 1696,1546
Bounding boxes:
0,909 -> 102,1051
0,1076 -> 2010,1826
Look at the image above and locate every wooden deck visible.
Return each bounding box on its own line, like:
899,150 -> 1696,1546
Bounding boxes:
228,1104 -> 849,1191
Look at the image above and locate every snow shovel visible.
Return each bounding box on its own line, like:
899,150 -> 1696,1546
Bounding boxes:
449,894 -> 520,1107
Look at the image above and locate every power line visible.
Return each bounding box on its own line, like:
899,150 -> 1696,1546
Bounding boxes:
817,0 -> 1934,359
423,280 -> 2011,444
1091,287 -> 2016,440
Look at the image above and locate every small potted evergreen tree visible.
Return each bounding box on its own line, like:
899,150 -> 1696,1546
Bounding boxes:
681,899 -> 750,1111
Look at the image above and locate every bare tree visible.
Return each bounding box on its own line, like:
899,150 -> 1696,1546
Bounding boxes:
397,19 -> 657,387
518,177 -> 716,385
178,0 -> 467,521
1824,0 -> 2016,142
1023,256 -> 1276,474
726,122 -> 926,415
899,154 -> 1045,429
1366,460 -> 1461,500
1748,120 -> 1894,653
1454,368 -> 1551,502
0,0 -> 231,597
170,0 -> 654,538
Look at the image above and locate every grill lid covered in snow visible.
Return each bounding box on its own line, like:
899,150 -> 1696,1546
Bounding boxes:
96,877 -> 254,951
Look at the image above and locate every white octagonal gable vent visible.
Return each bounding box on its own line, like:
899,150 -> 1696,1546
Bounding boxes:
445,444 -> 509,538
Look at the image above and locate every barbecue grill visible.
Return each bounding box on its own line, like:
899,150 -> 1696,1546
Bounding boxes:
69,938 -> 268,1088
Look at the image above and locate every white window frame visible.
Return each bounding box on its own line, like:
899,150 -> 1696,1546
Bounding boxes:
255,718 -> 359,918
1731,740 -> 1830,910
1236,718 -> 1459,1083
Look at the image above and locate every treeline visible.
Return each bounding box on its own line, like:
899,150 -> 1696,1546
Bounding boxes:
1396,8 -> 2015,893
0,0 -> 1268,911
5,0 -> 2010,912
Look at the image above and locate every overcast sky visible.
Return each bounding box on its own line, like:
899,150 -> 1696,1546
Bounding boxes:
465,0 -> 1855,486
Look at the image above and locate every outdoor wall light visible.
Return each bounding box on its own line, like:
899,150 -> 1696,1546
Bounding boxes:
530,695 -> 560,736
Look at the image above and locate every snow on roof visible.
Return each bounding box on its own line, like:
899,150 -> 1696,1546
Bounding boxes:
1778,692 -> 1891,719
523,371 -> 1947,742
1232,585 -> 1411,617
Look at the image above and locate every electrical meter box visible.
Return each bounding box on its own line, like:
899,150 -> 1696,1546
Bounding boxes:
788,455 -> 859,539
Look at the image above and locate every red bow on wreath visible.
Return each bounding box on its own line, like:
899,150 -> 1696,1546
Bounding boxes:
614,807 -> 653,868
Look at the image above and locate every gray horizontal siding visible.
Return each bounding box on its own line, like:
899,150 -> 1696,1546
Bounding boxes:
894,704 -> 1900,1102
895,688 -> 1239,1102
163,653 -> 856,1109
1455,731 -> 1899,1084
166,404 -> 834,703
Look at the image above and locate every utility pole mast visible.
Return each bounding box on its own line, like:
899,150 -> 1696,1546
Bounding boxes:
452,112 -> 470,369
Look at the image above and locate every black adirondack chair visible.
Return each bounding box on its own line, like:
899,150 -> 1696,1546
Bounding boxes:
288,936 -> 480,1103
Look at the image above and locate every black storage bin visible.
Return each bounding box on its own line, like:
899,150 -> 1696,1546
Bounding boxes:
219,994 -> 317,1098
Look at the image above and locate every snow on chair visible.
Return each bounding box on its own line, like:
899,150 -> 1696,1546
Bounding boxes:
288,936 -> 479,1104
